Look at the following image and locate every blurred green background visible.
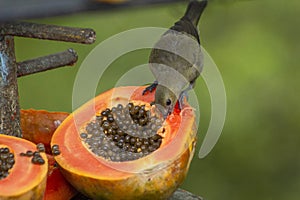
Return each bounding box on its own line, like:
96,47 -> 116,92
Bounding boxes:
16,0 -> 300,199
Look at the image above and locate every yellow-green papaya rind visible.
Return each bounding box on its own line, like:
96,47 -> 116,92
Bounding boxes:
59,138 -> 194,200
1,176 -> 47,200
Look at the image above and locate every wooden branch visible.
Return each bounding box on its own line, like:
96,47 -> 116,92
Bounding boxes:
171,188 -> 203,200
70,188 -> 204,200
0,21 -> 95,136
0,0 -> 185,21
17,49 -> 78,77
0,22 -> 96,44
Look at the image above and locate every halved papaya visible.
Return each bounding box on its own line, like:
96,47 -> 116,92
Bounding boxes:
51,86 -> 197,200
0,134 -> 48,200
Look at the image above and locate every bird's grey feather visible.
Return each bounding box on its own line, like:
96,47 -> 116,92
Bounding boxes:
147,0 -> 207,117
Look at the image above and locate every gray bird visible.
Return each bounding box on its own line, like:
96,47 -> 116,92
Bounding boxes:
143,0 -> 207,118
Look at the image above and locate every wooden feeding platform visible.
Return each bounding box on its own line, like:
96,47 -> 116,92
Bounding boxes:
0,1 -> 203,199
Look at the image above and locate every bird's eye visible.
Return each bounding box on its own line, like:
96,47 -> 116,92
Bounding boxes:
166,99 -> 172,106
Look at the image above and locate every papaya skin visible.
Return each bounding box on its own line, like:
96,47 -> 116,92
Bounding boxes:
20,109 -> 69,153
51,86 -> 197,200
0,135 -> 48,200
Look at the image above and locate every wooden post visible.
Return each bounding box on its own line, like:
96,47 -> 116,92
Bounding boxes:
0,21 -> 96,137
0,35 -> 22,137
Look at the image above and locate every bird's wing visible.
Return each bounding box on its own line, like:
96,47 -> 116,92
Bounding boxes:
149,30 -> 203,83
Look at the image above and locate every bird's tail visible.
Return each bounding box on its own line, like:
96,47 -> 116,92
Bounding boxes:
183,0 -> 208,27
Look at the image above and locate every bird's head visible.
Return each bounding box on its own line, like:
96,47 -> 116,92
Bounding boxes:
153,85 -> 177,119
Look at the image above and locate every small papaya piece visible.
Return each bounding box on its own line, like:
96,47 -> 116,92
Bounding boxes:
21,109 -> 69,153
19,109 -> 76,199
44,154 -> 77,200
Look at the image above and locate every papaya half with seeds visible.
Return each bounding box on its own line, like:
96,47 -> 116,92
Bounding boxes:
51,86 -> 197,200
0,134 -> 48,200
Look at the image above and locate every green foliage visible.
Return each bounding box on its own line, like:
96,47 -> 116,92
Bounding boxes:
16,0 -> 300,199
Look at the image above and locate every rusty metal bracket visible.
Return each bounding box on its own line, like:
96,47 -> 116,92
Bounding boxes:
0,21 -> 96,137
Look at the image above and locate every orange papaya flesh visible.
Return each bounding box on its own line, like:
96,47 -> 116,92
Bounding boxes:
0,134 -> 48,200
21,109 -> 69,153
44,154 -> 78,200
51,86 -> 197,199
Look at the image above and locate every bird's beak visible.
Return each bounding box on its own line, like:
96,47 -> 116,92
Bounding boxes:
153,104 -> 170,120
